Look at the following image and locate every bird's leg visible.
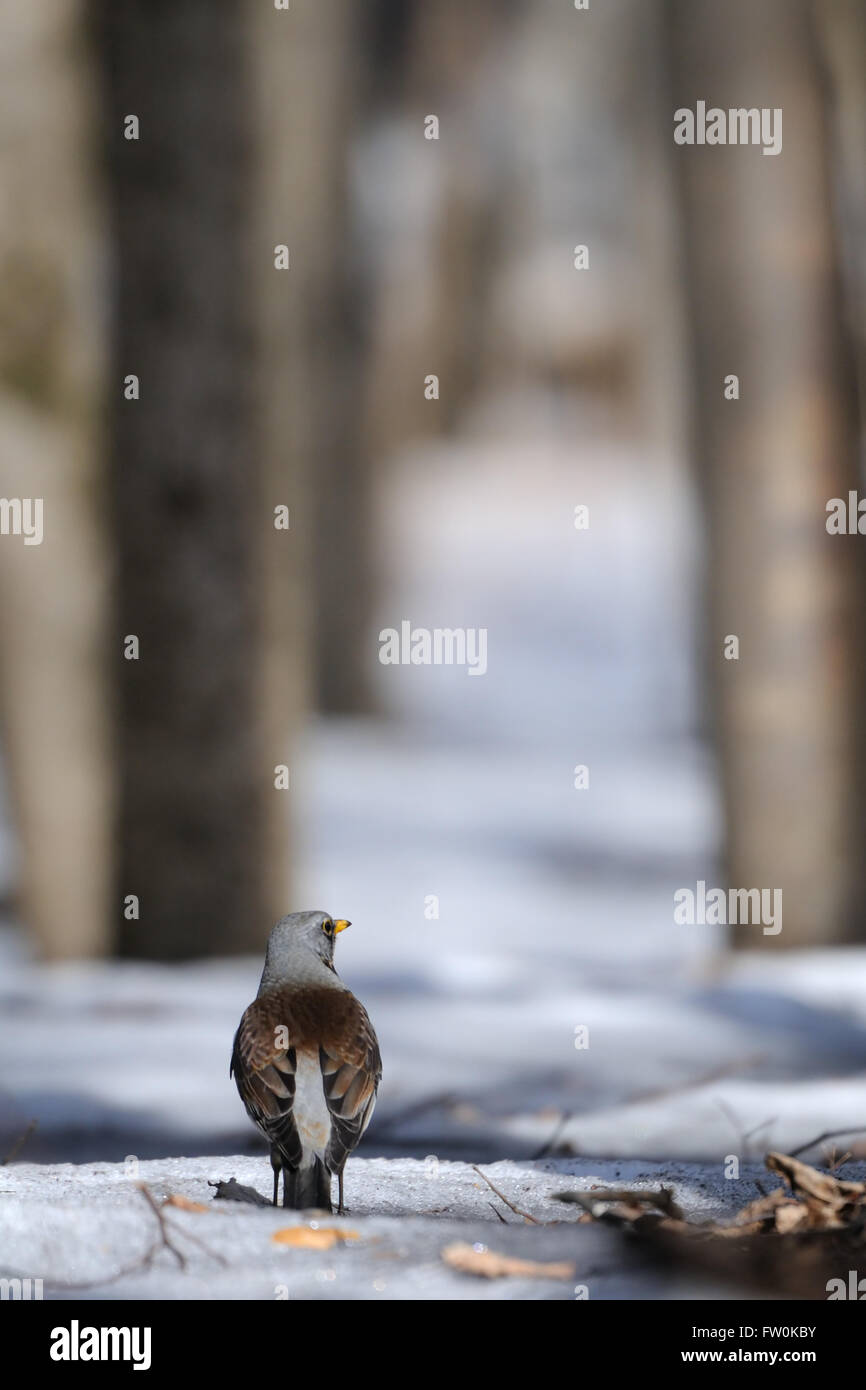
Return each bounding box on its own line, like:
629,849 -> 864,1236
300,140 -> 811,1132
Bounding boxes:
337,1171 -> 345,1216
270,1153 -> 281,1207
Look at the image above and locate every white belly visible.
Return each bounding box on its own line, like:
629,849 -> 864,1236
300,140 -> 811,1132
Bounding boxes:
294,1049 -> 331,1163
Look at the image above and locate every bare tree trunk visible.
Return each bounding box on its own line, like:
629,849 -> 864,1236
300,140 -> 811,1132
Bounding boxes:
246,0 -> 313,918
817,0 -> 866,461
0,2 -> 110,958
286,0 -> 373,715
669,0 -> 866,946
95,1 -> 306,958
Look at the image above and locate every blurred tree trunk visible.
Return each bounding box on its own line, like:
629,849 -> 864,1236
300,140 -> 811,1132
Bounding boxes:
817,0 -> 866,460
95,2 -> 306,958
363,0 -> 504,462
668,0 -> 866,946
0,3 -> 111,958
246,2 -> 314,924
288,1 -> 374,715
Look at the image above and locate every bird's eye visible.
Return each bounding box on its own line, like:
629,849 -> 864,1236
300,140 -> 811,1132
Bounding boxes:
323,919 -> 334,935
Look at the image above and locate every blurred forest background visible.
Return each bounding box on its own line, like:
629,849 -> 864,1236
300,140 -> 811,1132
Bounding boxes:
1,0 -> 866,1164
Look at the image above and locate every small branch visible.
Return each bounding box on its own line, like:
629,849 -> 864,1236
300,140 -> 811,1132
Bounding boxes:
715,1098 -> 777,1160
788,1127 -> 866,1160
828,1150 -> 852,1172
160,1200 -> 227,1265
2,1119 -> 37,1165
554,1186 -> 684,1220
4,1180 -> 227,1294
472,1165 -> 540,1224
532,1112 -> 573,1161
136,1183 -> 187,1268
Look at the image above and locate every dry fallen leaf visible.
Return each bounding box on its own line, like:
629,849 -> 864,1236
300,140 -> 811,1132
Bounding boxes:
774,1202 -> 809,1235
162,1194 -> 209,1213
766,1151 -> 866,1204
441,1242 -> 575,1280
272,1226 -> 361,1249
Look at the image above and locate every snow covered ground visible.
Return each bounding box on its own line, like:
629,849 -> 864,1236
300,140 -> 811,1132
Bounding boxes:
1,1154 -> 780,1301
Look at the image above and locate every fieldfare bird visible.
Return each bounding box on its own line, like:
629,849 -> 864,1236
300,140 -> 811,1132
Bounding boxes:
231,911 -> 381,1213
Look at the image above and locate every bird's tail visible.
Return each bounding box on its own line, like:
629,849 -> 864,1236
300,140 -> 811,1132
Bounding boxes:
283,1157 -> 332,1212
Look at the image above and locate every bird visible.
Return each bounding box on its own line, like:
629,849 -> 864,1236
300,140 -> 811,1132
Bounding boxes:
230,911 -> 381,1213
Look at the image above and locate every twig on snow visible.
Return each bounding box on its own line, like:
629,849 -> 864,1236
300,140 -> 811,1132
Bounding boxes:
472,1165 -> 540,1224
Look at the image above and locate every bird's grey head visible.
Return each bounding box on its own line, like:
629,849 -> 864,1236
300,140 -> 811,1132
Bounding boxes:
258,910 -> 351,989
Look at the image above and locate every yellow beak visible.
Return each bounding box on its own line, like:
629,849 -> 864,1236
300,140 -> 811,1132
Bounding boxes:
334,919 -> 351,933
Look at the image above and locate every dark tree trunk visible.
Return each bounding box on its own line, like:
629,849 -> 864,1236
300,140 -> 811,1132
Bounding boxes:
287,0 -> 375,715
95,1 -> 300,957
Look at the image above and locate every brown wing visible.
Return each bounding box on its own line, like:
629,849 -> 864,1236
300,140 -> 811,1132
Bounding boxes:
320,993 -> 382,1175
230,991 -> 302,1169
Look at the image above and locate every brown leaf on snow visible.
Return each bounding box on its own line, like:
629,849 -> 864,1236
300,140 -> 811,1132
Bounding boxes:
272,1226 -> 361,1249
162,1194 -> 210,1213
441,1242 -> 575,1280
